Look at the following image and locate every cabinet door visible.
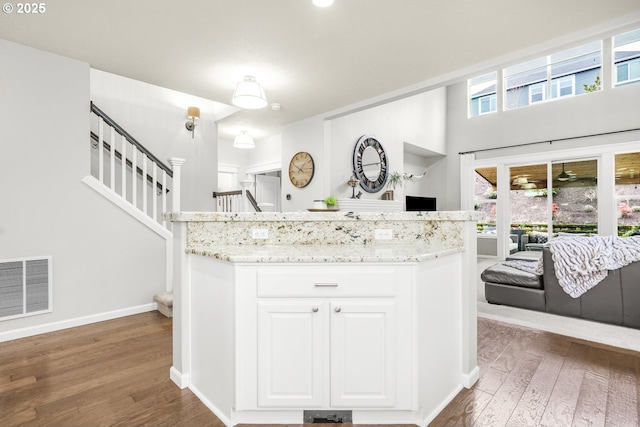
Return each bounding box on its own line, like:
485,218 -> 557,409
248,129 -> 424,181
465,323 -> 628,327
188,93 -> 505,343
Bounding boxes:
257,301 -> 326,407
330,301 -> 397,408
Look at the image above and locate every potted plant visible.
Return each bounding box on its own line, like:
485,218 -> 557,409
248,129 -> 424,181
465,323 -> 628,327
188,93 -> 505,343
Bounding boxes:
324,196 -> 338,209
387,172 -> 404,190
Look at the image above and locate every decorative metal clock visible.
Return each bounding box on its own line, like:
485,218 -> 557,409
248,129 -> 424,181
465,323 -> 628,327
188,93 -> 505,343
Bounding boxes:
352,135 -> 388,193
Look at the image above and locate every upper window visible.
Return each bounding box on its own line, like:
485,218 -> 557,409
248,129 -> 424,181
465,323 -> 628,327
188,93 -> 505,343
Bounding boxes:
468,72 -> 497,117
504,41 -> 602,110
613,28 -> 640,87
551,75 -> 575,98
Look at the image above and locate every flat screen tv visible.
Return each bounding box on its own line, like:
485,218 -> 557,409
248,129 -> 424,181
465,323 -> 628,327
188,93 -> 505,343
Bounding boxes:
405,196 -> 436,211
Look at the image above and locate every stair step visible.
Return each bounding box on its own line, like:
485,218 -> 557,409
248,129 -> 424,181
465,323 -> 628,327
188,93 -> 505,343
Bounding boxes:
153,291 -> 173,317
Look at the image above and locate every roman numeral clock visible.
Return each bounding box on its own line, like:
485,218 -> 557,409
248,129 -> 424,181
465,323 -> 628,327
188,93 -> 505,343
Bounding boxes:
353,135 -> 388,193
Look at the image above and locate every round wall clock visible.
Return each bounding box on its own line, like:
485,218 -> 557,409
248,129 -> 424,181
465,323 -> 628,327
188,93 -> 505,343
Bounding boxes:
288,151 -> 315,188
353,135 -> 388,193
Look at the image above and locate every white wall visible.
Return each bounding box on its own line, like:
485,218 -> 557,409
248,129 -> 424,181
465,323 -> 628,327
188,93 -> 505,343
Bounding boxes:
90,69 -> 232,211
279,89 -> 446,211
281,116 -> 327,211
0,40 -> 166,336
328,89 -> 447,202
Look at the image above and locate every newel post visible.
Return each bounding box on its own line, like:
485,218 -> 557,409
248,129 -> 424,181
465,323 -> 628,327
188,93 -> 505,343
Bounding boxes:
168,158 -> 186,212
240,175 -> 254,212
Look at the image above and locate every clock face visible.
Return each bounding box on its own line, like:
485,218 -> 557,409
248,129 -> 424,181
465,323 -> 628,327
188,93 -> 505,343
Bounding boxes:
288,151 -> 315,188
353,135 -> 388,193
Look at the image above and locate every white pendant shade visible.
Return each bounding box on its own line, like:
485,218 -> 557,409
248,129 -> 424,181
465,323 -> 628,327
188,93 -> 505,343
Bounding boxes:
234,131 -> 255,149
232,76 -> 267,109
313,0 -> 334,7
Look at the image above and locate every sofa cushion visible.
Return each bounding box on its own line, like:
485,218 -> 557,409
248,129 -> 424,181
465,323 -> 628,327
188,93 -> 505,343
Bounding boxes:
481,263 -> 543,290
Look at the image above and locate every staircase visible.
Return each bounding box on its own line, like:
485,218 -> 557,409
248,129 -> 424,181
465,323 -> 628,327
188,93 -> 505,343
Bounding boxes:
86,102 -> 184,317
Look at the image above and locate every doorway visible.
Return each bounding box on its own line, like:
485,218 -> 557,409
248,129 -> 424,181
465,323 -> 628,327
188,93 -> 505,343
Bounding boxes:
255,173 -> 281,212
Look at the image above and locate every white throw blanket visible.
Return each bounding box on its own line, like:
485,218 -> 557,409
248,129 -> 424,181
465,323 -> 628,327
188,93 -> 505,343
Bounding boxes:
544,235 -> 640,298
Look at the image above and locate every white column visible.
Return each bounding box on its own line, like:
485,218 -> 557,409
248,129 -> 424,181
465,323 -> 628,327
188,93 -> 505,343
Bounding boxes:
167,157 -> 188,388
461,219 -> 479,388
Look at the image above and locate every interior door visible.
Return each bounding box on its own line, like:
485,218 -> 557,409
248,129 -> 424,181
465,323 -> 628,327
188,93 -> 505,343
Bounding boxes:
256,174 -> 281,211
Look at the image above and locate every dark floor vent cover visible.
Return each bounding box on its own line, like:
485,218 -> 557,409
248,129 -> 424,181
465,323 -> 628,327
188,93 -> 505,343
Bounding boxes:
303,410 -> 352,423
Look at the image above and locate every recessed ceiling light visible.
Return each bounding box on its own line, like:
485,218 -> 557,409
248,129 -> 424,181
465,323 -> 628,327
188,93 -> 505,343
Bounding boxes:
312,0 -> 334,7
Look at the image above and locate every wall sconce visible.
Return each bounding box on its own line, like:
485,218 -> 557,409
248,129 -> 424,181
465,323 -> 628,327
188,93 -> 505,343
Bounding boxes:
185,106 -> 200,138
232,76 -> 267,109
233,130 -> 255,149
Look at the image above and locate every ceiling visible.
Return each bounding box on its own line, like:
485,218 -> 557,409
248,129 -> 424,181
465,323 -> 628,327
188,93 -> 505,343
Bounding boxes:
2,0 -> 639,141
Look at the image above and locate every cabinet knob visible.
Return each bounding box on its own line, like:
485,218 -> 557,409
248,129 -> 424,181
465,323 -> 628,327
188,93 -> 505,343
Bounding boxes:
312,307 -> 319,313
335,307 -> 341,313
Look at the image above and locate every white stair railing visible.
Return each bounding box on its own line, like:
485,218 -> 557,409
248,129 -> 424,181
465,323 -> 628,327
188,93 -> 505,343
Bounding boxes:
213,190 -> 243,212
90,102 -> 177,230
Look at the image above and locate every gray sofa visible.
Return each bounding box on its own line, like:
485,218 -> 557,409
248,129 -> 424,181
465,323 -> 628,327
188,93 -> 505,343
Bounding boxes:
482,246 -> 640,329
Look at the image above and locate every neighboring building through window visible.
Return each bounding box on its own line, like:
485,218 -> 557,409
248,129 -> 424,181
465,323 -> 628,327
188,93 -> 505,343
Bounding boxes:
613,28 -> 640,87
468,72 -> 497,117
504,41 -> 601,110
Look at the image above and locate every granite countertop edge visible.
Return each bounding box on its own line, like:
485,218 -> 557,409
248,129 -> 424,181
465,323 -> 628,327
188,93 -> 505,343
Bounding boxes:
185,245 -> 463,263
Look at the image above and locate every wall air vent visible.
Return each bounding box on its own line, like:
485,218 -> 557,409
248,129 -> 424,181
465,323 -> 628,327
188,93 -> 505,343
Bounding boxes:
0,257 -> 52,321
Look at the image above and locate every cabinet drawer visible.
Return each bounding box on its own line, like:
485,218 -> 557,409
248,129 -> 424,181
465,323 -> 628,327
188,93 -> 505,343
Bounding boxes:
256,266 -> 398,297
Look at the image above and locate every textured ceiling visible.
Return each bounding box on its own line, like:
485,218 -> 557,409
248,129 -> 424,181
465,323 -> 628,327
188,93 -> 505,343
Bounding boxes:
1,0 -> 639,141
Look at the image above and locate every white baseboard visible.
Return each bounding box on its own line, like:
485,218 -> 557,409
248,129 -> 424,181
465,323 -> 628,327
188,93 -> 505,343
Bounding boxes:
421,384 -> 463,427
190,384 -> 233,427
462,365 -> 480,388
170,366 -> 190,389
0,303 -> 157,343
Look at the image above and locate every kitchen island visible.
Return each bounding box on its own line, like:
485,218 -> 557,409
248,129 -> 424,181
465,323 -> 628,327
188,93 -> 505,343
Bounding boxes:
167,211 -> 480,426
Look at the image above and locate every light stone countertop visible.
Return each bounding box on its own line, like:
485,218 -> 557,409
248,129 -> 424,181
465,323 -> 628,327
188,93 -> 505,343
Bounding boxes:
168,211 -> 482,223
171,210 -> 480,263
186,243 -> 462,263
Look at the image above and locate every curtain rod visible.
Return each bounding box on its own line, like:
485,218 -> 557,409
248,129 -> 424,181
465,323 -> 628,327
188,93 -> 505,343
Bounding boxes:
458,127 -> 640,155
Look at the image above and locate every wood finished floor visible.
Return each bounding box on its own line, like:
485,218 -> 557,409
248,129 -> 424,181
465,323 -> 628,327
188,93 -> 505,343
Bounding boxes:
1,312 -> 639,426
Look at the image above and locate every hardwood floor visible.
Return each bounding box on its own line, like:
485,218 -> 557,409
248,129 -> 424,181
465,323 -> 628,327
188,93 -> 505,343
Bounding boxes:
430,318 -> 640,427
0,312 -> 224,427
2,312 -> 639,426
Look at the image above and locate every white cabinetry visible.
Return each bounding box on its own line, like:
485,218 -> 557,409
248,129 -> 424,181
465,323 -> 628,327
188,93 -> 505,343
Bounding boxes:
243,265 -> 412,411
186,252 -> 471,425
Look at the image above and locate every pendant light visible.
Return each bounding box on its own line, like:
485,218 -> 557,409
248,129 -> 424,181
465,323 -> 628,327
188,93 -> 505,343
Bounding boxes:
557,163 -> 570,181
232,76 -> 267,109
233,131 -> 255,149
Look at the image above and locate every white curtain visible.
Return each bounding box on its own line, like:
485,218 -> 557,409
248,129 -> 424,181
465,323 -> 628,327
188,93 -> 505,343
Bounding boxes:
459,153 -> 476,211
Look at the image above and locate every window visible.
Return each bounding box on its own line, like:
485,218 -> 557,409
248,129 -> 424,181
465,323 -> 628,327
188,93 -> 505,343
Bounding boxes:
529,82 -> 546,104
468,72 -> 497,117
551,75 -> 575,98
613,28 -> 640,87
479,94 -> 497,115
474,167 -> 497,230
551,160 -> 598,235
504,41 -> 601,110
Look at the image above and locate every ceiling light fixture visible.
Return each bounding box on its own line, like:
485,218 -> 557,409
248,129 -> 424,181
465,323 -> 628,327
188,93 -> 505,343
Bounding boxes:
185,106 -> 200,138
312,0 -> 334,7
233,130 -> 255,149
232,75 -> 267,109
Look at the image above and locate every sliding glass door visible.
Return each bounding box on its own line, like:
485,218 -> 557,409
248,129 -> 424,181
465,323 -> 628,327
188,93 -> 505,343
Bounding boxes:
472,141 -> 639,258
615,151 -> 640,236
550,159 -> 598,235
